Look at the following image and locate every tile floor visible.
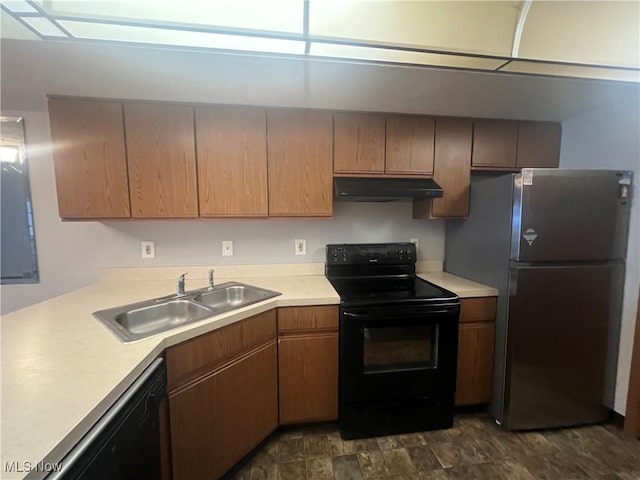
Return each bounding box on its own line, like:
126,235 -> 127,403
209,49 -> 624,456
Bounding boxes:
229,413 -> 639,480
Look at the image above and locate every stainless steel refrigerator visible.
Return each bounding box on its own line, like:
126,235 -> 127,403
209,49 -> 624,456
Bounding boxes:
445,169 -> 632,430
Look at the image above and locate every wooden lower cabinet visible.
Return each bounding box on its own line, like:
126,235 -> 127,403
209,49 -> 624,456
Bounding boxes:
456,322 -> 495,406
455,297 -> 497,406
277,306 -> 339,425
278,333 -> 339,424
169,342 -> 278,480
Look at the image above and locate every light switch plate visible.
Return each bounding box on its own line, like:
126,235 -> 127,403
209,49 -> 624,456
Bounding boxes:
410,238 -> 419,251
222,240 -> 233,257
295,239 -> 307,256
141,241 -> 155,259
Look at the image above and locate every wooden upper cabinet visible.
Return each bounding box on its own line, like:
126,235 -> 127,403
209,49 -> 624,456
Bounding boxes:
385,115 -> 435,175
48,98 -> 131,219
472,120 -> 518,168
334,113 -> 385,174
195,106 -> 268,217
124,102 -> 198,218
516,122 -> 561,168
267,109 -> 333,216
430,118 -> 472,218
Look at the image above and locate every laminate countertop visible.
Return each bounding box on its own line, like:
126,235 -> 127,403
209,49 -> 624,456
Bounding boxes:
0,265 -> 496,479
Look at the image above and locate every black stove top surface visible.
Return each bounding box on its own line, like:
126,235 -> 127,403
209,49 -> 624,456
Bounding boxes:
325,243 -> 458,307
327,275 -> 458,307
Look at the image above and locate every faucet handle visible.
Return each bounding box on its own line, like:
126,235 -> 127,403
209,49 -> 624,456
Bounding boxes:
208,268 -> 215,289
179,272 -> 188,280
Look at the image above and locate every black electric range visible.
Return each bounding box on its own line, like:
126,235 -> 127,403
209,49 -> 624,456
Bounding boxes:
326,243 -> 458,307
326,243 -> 460,439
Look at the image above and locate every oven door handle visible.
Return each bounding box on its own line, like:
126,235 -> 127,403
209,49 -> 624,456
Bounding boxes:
343,309 -> 452,319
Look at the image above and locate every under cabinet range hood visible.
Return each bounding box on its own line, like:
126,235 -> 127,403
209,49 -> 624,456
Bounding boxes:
334,177 -> 443,202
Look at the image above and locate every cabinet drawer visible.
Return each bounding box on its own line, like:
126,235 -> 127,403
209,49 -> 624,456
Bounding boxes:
278,306 -> 339,333
166,310 -> 276,391
460,297 -> 497,323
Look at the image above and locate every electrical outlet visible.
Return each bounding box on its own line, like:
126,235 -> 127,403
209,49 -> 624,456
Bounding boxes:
141,241 -> 155,259
410,238 -> 419,251
222,240 -> 233,257
295,238 -> 307,256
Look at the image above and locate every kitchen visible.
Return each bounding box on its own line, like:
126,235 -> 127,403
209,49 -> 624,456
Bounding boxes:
1,1 -> 639,479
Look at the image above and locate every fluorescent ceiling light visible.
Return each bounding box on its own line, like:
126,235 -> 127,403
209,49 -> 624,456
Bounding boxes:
20,16 -> 68,37
0,146 -> 20,164
309,0 -> 521,57
39,0 -> 304,34
2,0 -> 638,83
310,42 -> 506,71
59,20 -> 306,54
1,0 -> 38,13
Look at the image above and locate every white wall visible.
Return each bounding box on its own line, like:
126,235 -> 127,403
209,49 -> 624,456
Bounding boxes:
0,107 -> 444,314
560,97 -> 640,414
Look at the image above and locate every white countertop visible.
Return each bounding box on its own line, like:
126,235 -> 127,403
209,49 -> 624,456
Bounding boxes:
418,271 -> 499,298
0,266 -> 496,479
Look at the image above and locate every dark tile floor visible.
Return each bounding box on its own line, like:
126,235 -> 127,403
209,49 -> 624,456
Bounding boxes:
230,414 -> 639,480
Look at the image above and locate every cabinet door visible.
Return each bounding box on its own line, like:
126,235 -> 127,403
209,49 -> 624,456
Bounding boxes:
170,342 -> 278,480
196,106 -> 268,216
267,109 -> 333,216
125,103 -> 198,218
48,98 -> 131,219
279,334 -> 338,424
385,115 -> 435,174
334,113 -> 385,174
516,122 -> 561,168
472,120 -> 518,168
430,118 -> 472,217
456,323 -> 495,406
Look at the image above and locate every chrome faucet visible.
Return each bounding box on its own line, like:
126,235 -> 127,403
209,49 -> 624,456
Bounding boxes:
208,268 -> 215,290
176,272 -> 188,296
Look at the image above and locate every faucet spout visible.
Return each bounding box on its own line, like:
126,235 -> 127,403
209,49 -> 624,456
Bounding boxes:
208,269 -> 215,290
177,272 -> 188,296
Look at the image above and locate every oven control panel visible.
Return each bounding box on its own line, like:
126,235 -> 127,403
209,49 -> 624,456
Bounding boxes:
326,243 -> 416,265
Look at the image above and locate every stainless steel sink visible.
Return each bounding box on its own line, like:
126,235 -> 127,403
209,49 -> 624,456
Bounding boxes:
193,284 -> 277,308
93,282 -> 281,343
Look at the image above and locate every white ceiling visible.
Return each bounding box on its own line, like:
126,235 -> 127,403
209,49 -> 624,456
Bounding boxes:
1,1 -> 638,82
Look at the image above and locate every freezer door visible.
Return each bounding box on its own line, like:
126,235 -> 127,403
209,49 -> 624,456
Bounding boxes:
512,169 -> 632,262
503,262 -> 623,430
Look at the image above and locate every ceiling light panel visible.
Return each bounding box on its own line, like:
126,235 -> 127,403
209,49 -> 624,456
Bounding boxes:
501,61 -> 640,83
0,0 -> 38,13
310,42 -> 506,70
519,1 -> 640,68
42,0 -> 304,34
20,16 -> 68,37
58,20 -> 306,54
309,0 -> 521,57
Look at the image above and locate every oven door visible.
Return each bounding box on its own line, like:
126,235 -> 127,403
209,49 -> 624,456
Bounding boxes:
340,304 -> 459,404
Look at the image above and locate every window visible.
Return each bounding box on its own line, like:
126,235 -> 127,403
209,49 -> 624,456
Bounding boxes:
1,116 -> 39,284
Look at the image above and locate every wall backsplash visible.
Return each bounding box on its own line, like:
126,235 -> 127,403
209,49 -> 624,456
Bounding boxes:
100,202 -> 444,267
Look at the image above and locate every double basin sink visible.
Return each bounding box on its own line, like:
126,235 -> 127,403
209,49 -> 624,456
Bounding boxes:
93,282 -> 281,342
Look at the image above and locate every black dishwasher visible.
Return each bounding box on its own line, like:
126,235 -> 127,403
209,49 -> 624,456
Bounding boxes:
47,358 -> 166,480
